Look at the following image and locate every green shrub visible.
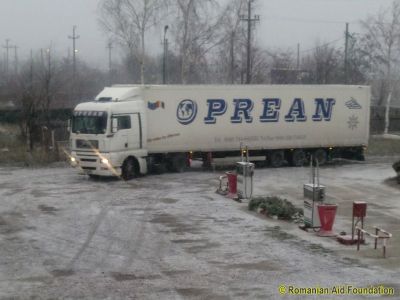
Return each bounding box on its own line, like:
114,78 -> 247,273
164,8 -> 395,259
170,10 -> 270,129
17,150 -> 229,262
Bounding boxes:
248,196 -> 303,221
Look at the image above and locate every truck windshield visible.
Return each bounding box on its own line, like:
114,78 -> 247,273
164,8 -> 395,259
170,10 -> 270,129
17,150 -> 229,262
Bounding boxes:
72,111 -> 108,134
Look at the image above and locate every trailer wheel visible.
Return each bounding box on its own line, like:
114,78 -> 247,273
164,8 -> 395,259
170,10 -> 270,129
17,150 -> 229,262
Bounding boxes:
270,150 -> 285,168
122,157 -> 137,180
314,149 -> 327,166
289,149 -> 306,167
170,154 -> 187,173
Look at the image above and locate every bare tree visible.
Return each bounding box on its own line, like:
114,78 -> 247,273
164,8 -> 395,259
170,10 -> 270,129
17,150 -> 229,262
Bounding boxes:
267,49 -> 298,84
301,41 -> 341,84
345,34 -> 370,84
313,42 -> 341,84
172,0 -> 226,83
360,1 -> 400,134
6,49 -> 66,151
99,0 -> 166,84
248,46 -> 269,83
212,0 -> 247,83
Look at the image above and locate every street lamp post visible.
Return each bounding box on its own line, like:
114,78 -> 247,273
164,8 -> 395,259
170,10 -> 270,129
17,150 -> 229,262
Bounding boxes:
163,25 -> 169,84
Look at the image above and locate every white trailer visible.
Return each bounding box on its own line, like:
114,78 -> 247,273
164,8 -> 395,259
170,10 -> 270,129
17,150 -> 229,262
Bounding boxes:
69,85 -> 370,179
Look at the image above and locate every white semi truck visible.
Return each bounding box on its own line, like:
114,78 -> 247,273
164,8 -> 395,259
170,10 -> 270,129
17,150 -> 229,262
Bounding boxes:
69,85 -> 370,179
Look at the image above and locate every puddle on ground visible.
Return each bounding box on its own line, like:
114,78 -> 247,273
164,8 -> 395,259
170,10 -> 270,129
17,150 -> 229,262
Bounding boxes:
38,204 -> 59,214
150,213 -> 205,235
162,270 -> 191,276
50,269 -> 75,277
110,272 -> 162,281
160,198 -> 179,204
18,276 -> 52,283
171,238 -> 208,244
176,288 -> 230,300
263,226 -> 296,241
175,288 -> 211,297
0,212 -> 25,235
222,260 -> 280,271
185,242 -> 221,253
31,189 -> 53,198
3,188 -> 27,196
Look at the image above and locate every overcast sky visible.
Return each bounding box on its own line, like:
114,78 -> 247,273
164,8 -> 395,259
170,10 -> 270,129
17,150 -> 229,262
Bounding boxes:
0,0 -> 394,70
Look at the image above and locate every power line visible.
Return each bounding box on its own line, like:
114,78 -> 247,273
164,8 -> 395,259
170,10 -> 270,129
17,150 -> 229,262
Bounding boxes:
300,37 -> 344,53
265,16 -> 358,25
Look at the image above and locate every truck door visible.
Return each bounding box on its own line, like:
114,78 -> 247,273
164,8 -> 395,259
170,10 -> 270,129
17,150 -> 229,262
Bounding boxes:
111,113 -> 142,151
128,113 -> 142,150
113,115 -> 130,151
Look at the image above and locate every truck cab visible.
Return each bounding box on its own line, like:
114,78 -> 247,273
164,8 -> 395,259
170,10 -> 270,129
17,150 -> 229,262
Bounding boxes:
69,86 -> 147,179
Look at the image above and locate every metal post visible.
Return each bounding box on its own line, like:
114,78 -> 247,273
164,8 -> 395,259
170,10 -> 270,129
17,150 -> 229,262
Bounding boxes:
230,31 -> 235,84
246,0 -> 251,84
240,0 -> 259,84
163,25 -> 169,84
297,43 -> 300,70
107,41 -> 113,86
383,239 -> 386,258
344,23 -> 349,84
3,39 -> 11,77
68,25 -> 80,79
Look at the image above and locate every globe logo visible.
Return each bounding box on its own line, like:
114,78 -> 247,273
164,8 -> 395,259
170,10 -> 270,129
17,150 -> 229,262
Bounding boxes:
177,99 -> 197,125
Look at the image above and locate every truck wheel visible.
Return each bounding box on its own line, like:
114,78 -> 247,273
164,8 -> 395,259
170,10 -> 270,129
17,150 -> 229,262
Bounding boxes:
314,149 -> 327,166
170,154 -> 187,173
270,150 -> 285,168
290,149 -> 306,167
122,157 -> 137,180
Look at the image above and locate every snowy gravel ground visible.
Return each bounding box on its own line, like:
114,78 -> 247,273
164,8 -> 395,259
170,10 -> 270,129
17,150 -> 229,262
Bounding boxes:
0,158 -> 399,299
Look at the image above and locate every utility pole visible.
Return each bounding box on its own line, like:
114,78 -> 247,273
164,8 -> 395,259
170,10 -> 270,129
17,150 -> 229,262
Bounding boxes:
344,22 -> 349,84
163,25 -> 169,84
68,25 -> 80,78
30,49 -> 33,90
46,48 -> 51,74
3,39 -> 12,77
240,0 -> 259,84
13,45 -> 18,75
297,43 -> 300,70
230,31 -> 235,84
106,41 -> 113,86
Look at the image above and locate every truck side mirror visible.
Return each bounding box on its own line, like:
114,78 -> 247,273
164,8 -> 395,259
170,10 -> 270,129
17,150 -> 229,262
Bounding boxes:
111,118 -> 118,133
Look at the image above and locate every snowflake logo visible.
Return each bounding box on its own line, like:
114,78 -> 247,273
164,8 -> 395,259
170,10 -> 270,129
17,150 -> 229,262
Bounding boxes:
348,115 -> 359,130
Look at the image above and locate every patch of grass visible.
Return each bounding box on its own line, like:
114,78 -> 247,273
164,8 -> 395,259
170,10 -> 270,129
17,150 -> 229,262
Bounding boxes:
367,136 -> 400,156
0,125 -> 60,165
249,196 -> 303,221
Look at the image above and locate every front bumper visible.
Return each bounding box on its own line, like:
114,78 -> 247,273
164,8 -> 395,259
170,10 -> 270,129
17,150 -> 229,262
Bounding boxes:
70,150 -> 122,177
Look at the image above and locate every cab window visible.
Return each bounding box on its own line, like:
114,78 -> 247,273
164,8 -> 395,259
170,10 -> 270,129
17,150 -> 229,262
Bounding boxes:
117,115 -> 131,130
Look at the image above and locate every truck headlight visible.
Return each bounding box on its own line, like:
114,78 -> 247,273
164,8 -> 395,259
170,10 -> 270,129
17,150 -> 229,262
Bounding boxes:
101,158 -> 109,165
70,157 -> 76,163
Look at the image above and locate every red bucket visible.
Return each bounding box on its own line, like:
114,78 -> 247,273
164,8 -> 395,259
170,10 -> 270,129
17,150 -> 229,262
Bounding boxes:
226,171 -> 237,198
317,204 -> 337,237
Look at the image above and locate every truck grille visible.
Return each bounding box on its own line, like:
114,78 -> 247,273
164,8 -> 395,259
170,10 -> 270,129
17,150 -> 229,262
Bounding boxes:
81,166 -> 97,171
76,139 -> 99,149
80,158 -> 97,162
